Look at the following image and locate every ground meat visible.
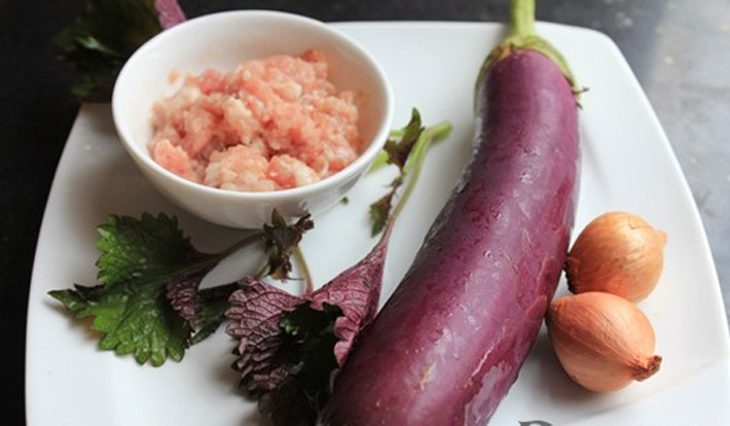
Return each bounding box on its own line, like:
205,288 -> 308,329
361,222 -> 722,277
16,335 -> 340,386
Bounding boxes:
149,50 -> 360,191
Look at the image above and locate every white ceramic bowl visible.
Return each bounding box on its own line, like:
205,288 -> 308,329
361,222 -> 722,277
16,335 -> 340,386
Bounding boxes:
112,11 -> 393,228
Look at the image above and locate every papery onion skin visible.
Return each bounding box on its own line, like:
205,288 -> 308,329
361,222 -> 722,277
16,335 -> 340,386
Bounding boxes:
566,212 -> 667,302
546,292 -> 662,392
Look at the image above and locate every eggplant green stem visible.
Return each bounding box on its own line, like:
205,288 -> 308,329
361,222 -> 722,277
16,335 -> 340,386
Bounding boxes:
509,0 -> 535,37
477,0 -> 581,99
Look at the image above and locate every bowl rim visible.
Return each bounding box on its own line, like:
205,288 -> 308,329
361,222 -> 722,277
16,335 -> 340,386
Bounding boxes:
111,9 -> 394,200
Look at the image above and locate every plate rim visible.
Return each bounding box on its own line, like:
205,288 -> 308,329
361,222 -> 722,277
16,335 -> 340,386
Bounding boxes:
24,20 -> 730,425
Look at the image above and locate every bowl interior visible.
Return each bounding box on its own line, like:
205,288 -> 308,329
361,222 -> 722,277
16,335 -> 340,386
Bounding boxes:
114,11 -> 390,177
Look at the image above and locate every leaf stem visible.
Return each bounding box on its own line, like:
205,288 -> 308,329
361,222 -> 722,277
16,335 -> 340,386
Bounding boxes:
218,231 -> 264,259
294,246 -> 314,294
369,128 -> 408,173
391,121 -> 453,220
389,129 -> 405,139
255,258 -> 270,279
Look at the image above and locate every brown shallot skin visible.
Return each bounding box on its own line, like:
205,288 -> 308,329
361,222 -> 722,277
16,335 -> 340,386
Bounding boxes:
321,50 -> 579,426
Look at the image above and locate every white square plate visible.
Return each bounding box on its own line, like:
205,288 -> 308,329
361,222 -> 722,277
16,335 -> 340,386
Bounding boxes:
26,22 -> 730,425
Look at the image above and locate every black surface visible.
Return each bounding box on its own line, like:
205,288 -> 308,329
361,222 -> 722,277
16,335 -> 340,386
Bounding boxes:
1,1 -> 85,425
3,1 -> 729,424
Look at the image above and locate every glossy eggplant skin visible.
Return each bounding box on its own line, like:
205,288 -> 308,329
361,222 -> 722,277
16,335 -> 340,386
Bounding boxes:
321,49 -> 580,426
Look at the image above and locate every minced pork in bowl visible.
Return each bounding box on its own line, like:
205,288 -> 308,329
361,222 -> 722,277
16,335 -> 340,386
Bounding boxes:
112,10 -> 393,228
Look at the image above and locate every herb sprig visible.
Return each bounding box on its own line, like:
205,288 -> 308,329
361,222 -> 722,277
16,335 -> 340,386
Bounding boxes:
49,210 -> 312,365
55,0 -> 186,100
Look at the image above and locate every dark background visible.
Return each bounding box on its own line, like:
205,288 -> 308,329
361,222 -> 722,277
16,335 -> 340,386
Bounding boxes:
2,0 -> 728,424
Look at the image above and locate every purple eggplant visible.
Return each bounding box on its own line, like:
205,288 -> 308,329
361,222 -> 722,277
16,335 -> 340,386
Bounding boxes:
321,0 -> 580,424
